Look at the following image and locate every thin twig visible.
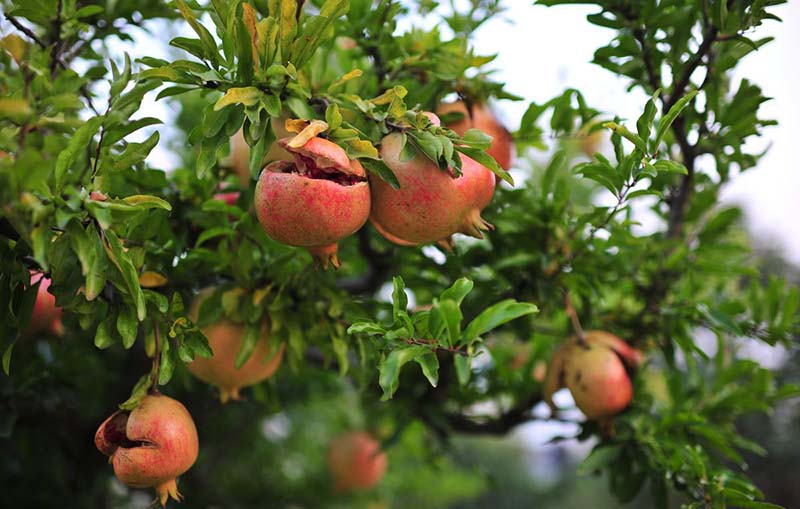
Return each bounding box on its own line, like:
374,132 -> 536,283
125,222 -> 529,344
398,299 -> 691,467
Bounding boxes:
405,338 -> 468,356
4,15 -> 47,48
563,289 -> 585,341
150,322 -> 162,393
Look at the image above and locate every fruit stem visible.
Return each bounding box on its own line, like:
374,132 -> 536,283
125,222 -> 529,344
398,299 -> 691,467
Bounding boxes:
149,320 -> 162,394
563,289 -> 586,343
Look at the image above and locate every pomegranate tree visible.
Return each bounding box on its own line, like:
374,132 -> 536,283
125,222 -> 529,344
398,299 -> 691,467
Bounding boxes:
369,116 -> 496,246
187,292 -> 285,403
254,136 -> 370,269
95,394 -> 199,507
543,331 -> 641,420
327,431 -> 388,493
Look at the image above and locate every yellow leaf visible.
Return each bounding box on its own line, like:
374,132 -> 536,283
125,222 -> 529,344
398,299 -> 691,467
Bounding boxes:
242,3 -> 259,67
213,86 -> 262,111
284,118 -> 309,133
1,34 -> 27,64
327,69 -> 363,94
0,98 -> 32,122
138,271 -> 168,288
287,120 -> 329,148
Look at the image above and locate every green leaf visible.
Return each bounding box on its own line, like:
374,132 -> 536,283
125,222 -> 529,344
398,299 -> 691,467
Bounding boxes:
121,194 -> 172,211
118,373 -> 153,410
158,339 -> 177,385
2,341 -> 16,375
603,122 -> 648,154
378,346 -> 426,400
637,90 -> 659,145
103,230 -> 147,321
464,300 -> 538,340
439,278 -> 474,306
578,445 -> 622,474
433,300 -> 461,346
654,90 -> 698,150
55,117 -> 103,191
66,220 -> 106,301
653,159 -> 689,174
454,353 -> 471,386
117,307 -> 138,349
361,159 -> 399,189
175,0 -> 219,66
94,317 -> 116,349
391,276 -> 408,319
415,352 -> 439,387
234,323 -> 261,368
332,334 -> 349,375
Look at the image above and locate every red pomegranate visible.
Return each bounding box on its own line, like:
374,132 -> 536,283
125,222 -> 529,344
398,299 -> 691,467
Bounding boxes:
327,431 -> 388,493
187,292 -> 285,403
370,118 -> 495,246
95,394 -> 199,507
26,270 -> 62,336
543,331 -> 641,420
212,191 -> 239,206
438,101 -> 514,171
254,136 -> 370,269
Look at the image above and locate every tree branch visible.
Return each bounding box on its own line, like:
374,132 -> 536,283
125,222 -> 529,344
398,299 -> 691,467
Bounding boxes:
441,393 -> 544,435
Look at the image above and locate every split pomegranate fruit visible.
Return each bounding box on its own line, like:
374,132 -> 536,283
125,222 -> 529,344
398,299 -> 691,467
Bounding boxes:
95,394 -> 199,507
186,291 -> 285,403
369,113 -> 496,247
543,330 -> 642,420
438,101 -> 514,171
254,136 -> 370,269
327,431 -> 388,493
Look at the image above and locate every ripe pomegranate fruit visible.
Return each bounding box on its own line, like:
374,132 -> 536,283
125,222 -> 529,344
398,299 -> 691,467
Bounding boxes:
543,330 -> 641,420
438,101 -> 514,171
230,117 -> 292,185
187,292 -> 285,403
213,191 -> 239,206
254,136 -> 370,269
370,117 -> 495,246
95,394 -> 199,507
327,431 -> 387,493
26,270 -> 62,336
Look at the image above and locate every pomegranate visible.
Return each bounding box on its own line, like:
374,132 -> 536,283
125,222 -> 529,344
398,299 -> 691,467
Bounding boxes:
370,119 -> 495,246
26,270 -> 62,336
438,101 -> 514,171
254,136 -> 370,269
230,117 -> 292,185
212,191 -> 239,206
187,292 -> 285,403
543,331 -> 640,420
95,394 -> 199,507
327,431 -> 387,493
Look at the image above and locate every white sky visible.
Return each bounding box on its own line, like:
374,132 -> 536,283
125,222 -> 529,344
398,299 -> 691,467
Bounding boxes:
469,2 -> 800,265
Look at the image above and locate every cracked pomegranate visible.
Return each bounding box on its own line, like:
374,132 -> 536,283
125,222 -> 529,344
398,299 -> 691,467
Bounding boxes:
254,136 -> 370,269
95,394 -> 198,507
